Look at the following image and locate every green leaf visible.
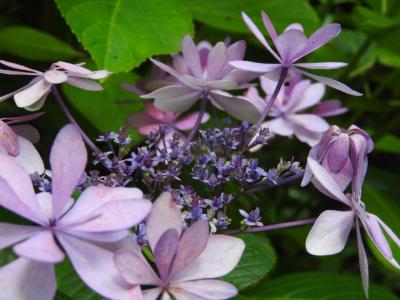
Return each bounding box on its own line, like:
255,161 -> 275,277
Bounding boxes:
0,26 -> 81,61
55,0 -> 193,72
239,272 -> 398,299
375,134 -> 400,154
353,6 -> 399,33
362,185 -> 400,274
56,259 -> 99,300
62,69 -> 143,134
224,234 -> 276,290
183,0 -> 320,34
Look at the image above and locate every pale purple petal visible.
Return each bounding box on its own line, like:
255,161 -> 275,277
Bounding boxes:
0,120 -> 19,155
57,234 -> 142,300
64,228 -> 129,242
43,70 -> 68,84
14,136 -> 45,175
0,257 -> 56,300
170,220 -> 210,278
67,77 -> 103,91
364,214 -> 392,260
143,288 -> 163,300
155,229 -> 180,281
207,80 -> 238,91
14,79 -> 52,108
326,136 -> 350,173
54,61 -> 92,75
13,230 -> 64,263
288,114 -> 329,132
356,220 -> 369,298
86,70 -> 109,80
263,118 -> 294,136
300,146 -> 318,187
207,42 -> 227,81
171,235 -> 244,282
150,58 -> 180,78
146,192 -> 183,252
174,112 -> 210,131
261,11 -> 277,42
350,140 -> 367,201
294,62 -> 347,69
182,35 -> 202,78
11,124 -> 41,144
50,124 -> 87,218
296,68 -> 362,96
0,223 -> 42,250
2,112 -> 44,125
0,60 -> 41,74
306,210 -> 354,255
275,30 -> 307,63
290,83 -> 325,113
171,279 -> 238,300
313,100 -> 347,117
241,12 -> 281,62
293,125 -> 323,147
114,249 -> 161,285
307,158 -> 350,205
223,40 -> 246,63
230,60 -> 281,73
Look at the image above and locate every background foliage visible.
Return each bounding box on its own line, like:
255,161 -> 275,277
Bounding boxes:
0,0 -> 399,298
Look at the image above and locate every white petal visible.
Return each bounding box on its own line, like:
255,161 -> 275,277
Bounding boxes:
14,79 -> 52,108
43,70 -> 68,84
14,136 -> 44,174
291,83 -> 325,112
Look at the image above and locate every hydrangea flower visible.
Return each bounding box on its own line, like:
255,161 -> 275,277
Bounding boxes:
305,149 -> 400,296
0,124 -> 151,300
239,207 -> 263,227
114,192 -> 245,299
248,76 -> 347,146
0,113 -> 44,174
230,11 -> 361,96
301,124 -> 373,191
0,60 -> 109,111
126,102 -> 209,136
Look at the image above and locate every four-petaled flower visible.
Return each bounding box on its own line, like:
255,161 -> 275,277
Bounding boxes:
115,192 -> 245,300
0,124 -> 151,300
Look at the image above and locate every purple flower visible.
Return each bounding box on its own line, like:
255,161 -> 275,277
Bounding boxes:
248,76 -> 347,146
0,124 -> 151,300
0,60 -> 109,111
301,125 -> 373,191
114,192 -> 245,299
239,207 -> 263,227
230,11 -> 361,96
305,151 -> 400,296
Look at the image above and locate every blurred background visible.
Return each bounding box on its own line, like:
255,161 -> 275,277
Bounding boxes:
0,0 -> 399,299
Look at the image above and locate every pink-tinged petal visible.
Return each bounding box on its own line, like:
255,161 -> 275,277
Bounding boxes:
288,114 -> 329,133
59,186 -> 145,227
14,79 -> 52,108
14,136 -> 45,175
43,70 -> 68,84
275,30 -> 307,63
11,124 -> 40,144
294,62 -> 347,70
263,118 -> 294,136
66,77 -> 103,91
290,83 -> 325,113
296,68 -> 362,96
0,223 -> 42,250
68,199 -> 151,232
230,60 -> 281,73
313,100 -> 347,117
356,220 -> 369,298
58,234 -> 142,300
54,61 -> 92,75
171,280 -> 238,300
0,257 -> 56,300
326,136 -> 350,173
174,112 -> 210,131
0,155 -> 45,224
306,210 -> 354,255
0,60 -> 41,74
115,249 -> 161,285
150,58 -> 180,78
241,12 -> 281,62
155,229 -> 180,281
292,24 -> 341,61
245,86 -> 264,103
0,120 -> 19,156
260,76 -> 279,95
172,235 -> 244,283
364,214 -> 392,260
146,192 -> 183,252
146,103 -> 178,123
182,35 -> 202,78
50,124 -> 87,218
307,158 -> 350,205
143,288 -> 163,300
211,91 -> 262,123
14,230 -> 64,263
261,11 -> 277,42
207,42 -> 227,81
170,220 -> 210,278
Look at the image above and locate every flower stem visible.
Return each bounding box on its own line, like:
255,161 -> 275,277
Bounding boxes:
185,92 -> 208,146
224,218 -> 316,235
51,86 -> 101,154
255,67 -> 288,128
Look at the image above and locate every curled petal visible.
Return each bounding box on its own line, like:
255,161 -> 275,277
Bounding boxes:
14,79 -> 52,108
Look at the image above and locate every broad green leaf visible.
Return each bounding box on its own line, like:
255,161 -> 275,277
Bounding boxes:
0,26 -> 81,61
56,259 -> 99,300
183,0 -> 320,34
363,185 -> 400,274
55,0 -> 193,72
62,70 -> 143,135
224,234 -> 276,290
353,6 -> 399,33
239,272 -> 398,299
375,134 -> 400,154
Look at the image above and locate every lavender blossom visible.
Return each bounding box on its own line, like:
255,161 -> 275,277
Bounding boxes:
114,192 -> 245,299
240,207 -> 264,227
230,11 -> 361,96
